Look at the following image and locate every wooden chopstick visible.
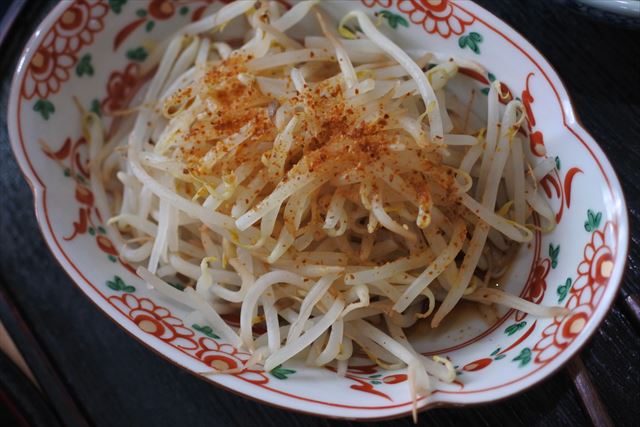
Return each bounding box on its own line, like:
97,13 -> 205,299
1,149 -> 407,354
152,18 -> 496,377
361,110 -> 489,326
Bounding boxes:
620,288 -> 640,328
567,356 -> 614,427
0,283 -> 90,427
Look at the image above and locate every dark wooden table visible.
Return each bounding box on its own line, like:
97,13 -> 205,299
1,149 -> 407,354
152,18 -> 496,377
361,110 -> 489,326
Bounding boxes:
1,1 -> 639,426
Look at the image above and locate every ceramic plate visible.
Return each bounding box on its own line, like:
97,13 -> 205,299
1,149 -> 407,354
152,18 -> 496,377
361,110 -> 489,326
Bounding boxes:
8,0 -> 629,420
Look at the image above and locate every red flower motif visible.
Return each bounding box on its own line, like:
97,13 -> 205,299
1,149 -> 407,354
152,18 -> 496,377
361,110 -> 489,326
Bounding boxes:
23,50 -> 76,100
22,0 -> 108,100
396,0 -> 474,38
101,63 -> 142,115
149,0 -> 176,20
196,337 -> 251,369
42,0 -> 108,54
515,258 -> 550,321
572,222 -> 616,307
110,294 -> 198,350
533,305 -> 591,364
533,222 -> 616,363
527,259 -> 550,303
195,338 -> 269,384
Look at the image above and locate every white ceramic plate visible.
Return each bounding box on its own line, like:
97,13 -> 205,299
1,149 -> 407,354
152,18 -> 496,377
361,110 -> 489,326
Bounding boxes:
8,0 -> 629,420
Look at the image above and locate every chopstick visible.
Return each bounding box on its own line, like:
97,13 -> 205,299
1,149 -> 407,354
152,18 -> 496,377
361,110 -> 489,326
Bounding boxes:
567,356 -> 614,427
620,288 -> 640,328
0,282 -> 90,427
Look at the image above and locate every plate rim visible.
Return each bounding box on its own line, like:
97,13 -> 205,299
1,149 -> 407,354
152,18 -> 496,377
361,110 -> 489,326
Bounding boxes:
6,0 -> 630,420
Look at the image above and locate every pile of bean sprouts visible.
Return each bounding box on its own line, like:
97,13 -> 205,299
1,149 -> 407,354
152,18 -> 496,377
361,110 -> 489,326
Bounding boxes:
88,1 -> 567,418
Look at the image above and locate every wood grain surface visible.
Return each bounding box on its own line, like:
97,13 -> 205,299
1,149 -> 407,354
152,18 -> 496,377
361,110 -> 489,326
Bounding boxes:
0,1 -> 638,426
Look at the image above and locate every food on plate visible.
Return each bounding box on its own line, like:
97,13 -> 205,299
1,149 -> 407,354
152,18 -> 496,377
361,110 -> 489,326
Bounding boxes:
86,0 -> 566,417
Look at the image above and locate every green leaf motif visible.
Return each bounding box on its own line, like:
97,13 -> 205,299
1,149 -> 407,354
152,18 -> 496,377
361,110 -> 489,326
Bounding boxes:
548,243 -> 560,269
146,20 -> 155,32
98,226 -> 107,234
504,321 -> 527,336
34,99 -> 55,120
584,209 -> 602,232
109,0 -> 127,14
397,15 -> 410,28
106,281 -> 118,291
179,6 -> 190,16
557,277 -> 572,303
108,255 -> 117,263
480,87 -> 490,96
555,156 -> 561,170
469,32 -> 483,42
369,374 -> 382,378
377,10 -> 409,30
107,276 -> 124,291
459,32 -> 483,54
192,324 -> 220,339
512,347 -> 532,367
494,354 -> 506,360
371,380 -> 382,385
127,47 -> 149,62
169,282 -> 185,291
136,8 -> 147,17
88,227 -> 96,236
106,275 -> 135,293
490,347 -> 501,356
76,54 -> 94,77
487,71 -> 496,82
270,364 -> 296,380
90,99 -> 101,117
